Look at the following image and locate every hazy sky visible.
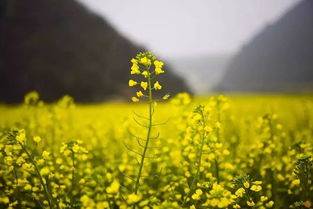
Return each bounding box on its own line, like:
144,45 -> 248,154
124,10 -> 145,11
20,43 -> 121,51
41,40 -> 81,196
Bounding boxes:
78,0 -> 301,57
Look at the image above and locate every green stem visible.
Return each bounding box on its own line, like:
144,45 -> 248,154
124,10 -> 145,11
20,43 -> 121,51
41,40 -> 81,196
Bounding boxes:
133,72 -> 153,208
214,158 -> 220,183
70,151 -> 75,208
182,111 -> 206,206
20,142 -> 56,209
215,101 -> 221,183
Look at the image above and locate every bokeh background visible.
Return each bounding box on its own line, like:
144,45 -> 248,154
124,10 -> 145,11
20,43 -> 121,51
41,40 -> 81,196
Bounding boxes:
1,0 -> 312,103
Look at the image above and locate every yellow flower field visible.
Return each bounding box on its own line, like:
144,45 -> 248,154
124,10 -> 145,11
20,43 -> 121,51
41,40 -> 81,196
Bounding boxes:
0,52 -> 312,209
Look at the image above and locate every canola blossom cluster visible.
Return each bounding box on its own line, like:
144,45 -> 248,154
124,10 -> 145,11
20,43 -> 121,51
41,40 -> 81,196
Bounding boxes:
128,52 -> 169,103
0,53 -> 312,209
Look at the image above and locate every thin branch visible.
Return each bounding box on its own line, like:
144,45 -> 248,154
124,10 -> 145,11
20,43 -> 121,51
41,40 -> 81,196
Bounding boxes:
133,111 -> 149,120
128,129 -> 146,141
133,117 -> 149,128
151,118 -> 171,126
123,141 -> 143,157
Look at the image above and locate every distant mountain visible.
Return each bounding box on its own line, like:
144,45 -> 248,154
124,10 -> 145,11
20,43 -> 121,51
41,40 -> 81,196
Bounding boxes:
215,0 -> 313,93
0,0 -> 189,103
168,54 -> 233,93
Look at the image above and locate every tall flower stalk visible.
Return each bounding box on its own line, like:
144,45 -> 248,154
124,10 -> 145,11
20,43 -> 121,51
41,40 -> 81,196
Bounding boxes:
127,52 -> 169,208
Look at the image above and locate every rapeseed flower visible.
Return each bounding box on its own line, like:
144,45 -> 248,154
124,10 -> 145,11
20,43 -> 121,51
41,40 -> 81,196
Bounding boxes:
136,91 -> 144,97
250,185 -> 262,192
33,136 -> 41,143
132,97 -> 139,102
140,57 -> 151,66
140,81 -> 148,90
127,193 -> 142,204
129,80 -> 138,87
154,81 -> 162,90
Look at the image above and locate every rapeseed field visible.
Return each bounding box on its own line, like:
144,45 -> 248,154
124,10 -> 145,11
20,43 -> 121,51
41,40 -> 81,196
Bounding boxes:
0,52 -> 312,209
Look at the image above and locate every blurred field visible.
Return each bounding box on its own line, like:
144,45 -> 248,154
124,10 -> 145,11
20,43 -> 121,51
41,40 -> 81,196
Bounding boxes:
0,93 -> 312,209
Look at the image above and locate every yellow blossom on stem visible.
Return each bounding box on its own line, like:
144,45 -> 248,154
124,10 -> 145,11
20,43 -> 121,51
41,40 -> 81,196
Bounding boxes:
33,136 -> 41,143
250,185 -> 262,192
154,60 -> 164,68
40,167 -> 50,176
136,91 -> 144,97
140,57 -> 151,66
106,180 -> 120,193
265,201 -> 274,208
235,187 -> 245,197
260,196 -> 268,201
162,94 -> 170,100
155,67 -> 164,75
129,80 -> 138,87
142,71 -> 149,77
154,81 -> 162,90
243,181 -> 250,188
247,200 -> 255,207
191,189 -> 203,200
72,144 -> 80,152
253,181 -> 262,185
140,82 -> 148,90
132,97 -> 139,102
131,64 -> 140,74
127,193 -> 142,204
131,58 -> 138,64
16,129 -> 26,143
42,151 -> 50,160
233,204 -> 241,208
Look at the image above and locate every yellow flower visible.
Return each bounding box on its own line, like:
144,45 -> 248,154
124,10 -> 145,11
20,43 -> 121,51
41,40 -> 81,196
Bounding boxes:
140,82 -> 148,90
250,185 -> 262,192
265,201 -> 274,208
155,67 -> 164,75
291,179 -> 300,186
22,163 -> 32,170
131,64 -> 140,74
140,57 -> 151,66
16,157 -> 25,166
0,197 -> 9,204
247,200 -> 255,207
129,80 -> 138,87
72,144 -> 80,152
260,196 -> 268,202
40,167 -> 50,176
243,181 -> 250,188
131,58 -> 138,64
204,126 -> 213,132
233,204 -> 241,208
191,189 -> 203,200
136,91 -> 144,97
42,151 -> 50,160
154,60 -> 164,68
64,149 -> 71,156
106,180 -> 120,193
162,94 -> 170,100
139,200 -> 149,207
33,136 -> 41,143
142,71 -> 149,77
24,184 -> 32,190
253,181 -> 262,185
16,129 -> 26,143
131,97 -> 139,102
154,81 -> 162,90
235,187 -> 245,197
127,193 -> 142,204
